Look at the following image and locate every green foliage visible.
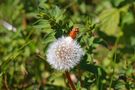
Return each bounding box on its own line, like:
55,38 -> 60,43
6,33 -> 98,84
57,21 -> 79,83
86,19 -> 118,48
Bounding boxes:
0,0 -> 135,90
99,8 -> 120,36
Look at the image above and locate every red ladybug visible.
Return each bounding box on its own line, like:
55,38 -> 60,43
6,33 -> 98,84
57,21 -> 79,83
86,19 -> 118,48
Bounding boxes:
69,27 -> 79,39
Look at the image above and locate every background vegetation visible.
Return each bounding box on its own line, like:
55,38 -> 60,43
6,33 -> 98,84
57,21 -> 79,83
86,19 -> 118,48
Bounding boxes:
0,0 -> 135,90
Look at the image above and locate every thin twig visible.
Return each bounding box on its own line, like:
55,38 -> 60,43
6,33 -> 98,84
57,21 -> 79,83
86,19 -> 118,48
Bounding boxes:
65,71 -> 76,90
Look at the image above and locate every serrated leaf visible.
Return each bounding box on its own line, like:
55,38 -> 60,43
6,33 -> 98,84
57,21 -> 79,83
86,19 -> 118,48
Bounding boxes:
49,6 -> 65,23
34,19 -> 53,33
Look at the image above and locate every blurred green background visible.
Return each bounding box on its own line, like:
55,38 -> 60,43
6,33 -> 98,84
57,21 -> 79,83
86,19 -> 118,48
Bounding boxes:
0,0 -> 135,90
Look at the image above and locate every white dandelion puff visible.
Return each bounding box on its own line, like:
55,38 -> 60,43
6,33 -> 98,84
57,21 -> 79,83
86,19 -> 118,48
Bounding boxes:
46,36 -> 84,71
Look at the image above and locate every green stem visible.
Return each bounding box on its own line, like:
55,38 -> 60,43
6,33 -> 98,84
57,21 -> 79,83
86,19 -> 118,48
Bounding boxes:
109,36 -> 120,89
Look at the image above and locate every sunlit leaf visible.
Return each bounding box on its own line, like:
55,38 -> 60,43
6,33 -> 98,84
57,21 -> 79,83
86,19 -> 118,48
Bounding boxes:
99,8 -> 122,36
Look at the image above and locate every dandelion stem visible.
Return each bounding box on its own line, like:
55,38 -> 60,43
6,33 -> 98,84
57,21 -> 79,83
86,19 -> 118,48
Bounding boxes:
65,71 -> 76,90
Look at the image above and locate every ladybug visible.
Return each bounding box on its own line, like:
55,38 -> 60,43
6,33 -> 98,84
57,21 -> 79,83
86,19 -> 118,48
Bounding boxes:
69,27 -> 79,39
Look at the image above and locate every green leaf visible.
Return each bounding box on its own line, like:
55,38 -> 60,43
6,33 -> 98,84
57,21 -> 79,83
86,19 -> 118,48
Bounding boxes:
76,81 -> 81,90
99,8 -> 122,37
49,6 -> 65,23
119,4 -> 130,13
112,0 -> 125,7
0,74 -> 3,89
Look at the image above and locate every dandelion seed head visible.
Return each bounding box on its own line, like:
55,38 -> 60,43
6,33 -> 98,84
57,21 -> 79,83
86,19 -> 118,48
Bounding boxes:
47,36 -> 84,71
